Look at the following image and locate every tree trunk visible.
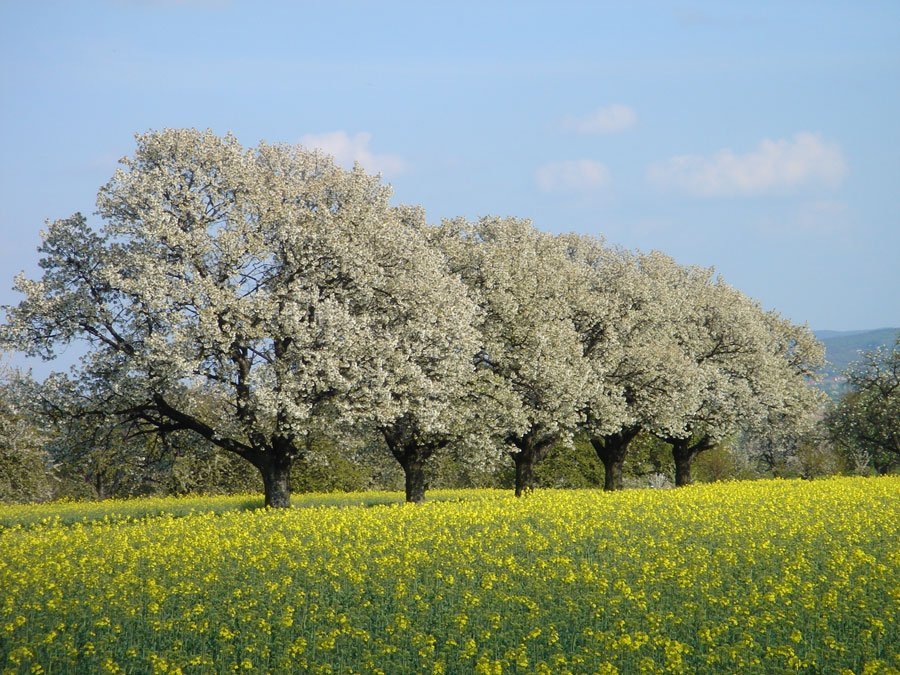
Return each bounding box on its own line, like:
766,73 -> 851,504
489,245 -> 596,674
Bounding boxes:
670,435 -> 716,486
259,455 -> 292,508
382,424 -> 438,504
94,471 -> 105,500
601,455 -> 623,491
401,457 -> 427,504
513,451 -> 536,497
874,457 -> 893,476
590,427 -> 640,491
670,436 -> 707,487
510,431 -> 557,497
673,447 -> 693,486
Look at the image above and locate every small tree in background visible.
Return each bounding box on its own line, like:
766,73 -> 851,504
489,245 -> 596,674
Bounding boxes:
29,374 -> 262,499
826,338 -> 899,475
0,359 -> 52,503
534,435 -> 605,489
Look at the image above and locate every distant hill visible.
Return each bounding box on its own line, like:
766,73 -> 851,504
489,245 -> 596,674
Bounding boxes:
813,327 -> 899,397
814,329 -> 885,340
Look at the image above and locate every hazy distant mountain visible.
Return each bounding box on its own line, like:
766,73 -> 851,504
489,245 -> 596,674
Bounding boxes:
813,327 -> 899,397
814,329 -> 886,340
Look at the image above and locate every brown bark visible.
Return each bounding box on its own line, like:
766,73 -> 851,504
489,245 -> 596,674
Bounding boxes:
513,452 -> 536,497
672,443 -> 694,487
601,455 -> 623,491
590,426 -> 640,491
382,423 -> 438,503
258,454 -> 292,508
669,435 -> 714,487
510,430 -> 555,497
401,458 -> 427,504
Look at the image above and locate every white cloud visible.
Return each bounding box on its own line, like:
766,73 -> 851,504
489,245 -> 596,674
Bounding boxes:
563,104 -> 637,135
535,160 -> 611,192
299,131 -> 406,176
648,132 -> 847,197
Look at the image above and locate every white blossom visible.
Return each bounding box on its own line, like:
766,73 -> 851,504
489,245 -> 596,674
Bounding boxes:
2,129 -> 478,506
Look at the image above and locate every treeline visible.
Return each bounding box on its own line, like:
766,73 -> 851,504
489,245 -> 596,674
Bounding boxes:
1,129 -> 896,505
0,378 -> 891,504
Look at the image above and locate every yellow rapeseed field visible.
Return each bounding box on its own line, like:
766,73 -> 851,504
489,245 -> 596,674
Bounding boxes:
1,477 -> 897,673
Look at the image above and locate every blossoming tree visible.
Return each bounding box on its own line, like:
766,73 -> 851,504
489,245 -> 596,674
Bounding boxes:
826,338 -> 899,475
2,129 -> 478,507
645,261 -> 825,486
434,217 -> 597,496
562,239 -> 701,490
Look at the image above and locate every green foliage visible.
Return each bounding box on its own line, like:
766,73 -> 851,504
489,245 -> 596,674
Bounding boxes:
0,443 -> 52,504
793,437 -> 841,479
291,435 -> 403,494
534,435 -> 604,488
623,433 -> 675,485
166,446 -> 262,495
426,447 -> 507,490
692,443 -> 748,483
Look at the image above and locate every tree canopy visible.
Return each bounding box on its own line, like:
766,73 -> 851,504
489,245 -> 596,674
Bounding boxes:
826,338 -> 899,475
433,217 -> 599,496
1,129 -> 834,504
2,129 -> 477,506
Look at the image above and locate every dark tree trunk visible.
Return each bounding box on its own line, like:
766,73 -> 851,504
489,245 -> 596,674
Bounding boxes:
401,458 -> 427,504
94,471 -> 105,500
382,423 -> 437,504
590,426 -> 640,491
259,455 -> 293,508
601,455 -> 623,491
510,431 -> 555,497
513,451 -> 536,497
673,444 -> 694,487
874,456 -> 894,476
669,435 -> 714,487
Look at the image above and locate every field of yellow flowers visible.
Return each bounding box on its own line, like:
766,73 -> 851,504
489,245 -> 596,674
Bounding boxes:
1,477 -> 897,673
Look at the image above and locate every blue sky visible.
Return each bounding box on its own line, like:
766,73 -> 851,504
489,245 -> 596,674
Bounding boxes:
1,1 -> 898,374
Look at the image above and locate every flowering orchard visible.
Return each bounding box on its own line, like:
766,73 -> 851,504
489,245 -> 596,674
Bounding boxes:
2,477 -> 897,673
1,129 -> 826,506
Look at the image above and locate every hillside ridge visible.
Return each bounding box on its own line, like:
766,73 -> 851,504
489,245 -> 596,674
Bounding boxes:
813,327 -> 899,396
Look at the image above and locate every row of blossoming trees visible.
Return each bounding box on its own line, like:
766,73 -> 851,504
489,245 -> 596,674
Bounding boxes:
1,129 -> 825,506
